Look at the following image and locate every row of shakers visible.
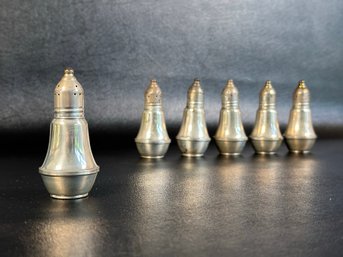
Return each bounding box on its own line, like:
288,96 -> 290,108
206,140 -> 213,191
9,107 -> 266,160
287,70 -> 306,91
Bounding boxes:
135,79 -> 317,158
38,69 -> 316,200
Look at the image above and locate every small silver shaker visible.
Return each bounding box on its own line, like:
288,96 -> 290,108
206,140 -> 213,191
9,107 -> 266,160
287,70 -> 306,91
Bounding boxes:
250,80 -> 283,154
176,79 -> 211,157
135,79 -> 171,158
214,80 -> 247,155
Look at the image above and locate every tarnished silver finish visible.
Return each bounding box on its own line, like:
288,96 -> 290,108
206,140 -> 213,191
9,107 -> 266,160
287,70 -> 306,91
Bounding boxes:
176,79 -> 210,157
250,80 -> 283,154
284,80 -> 317,153
39,68 -> 99,199
214,80 -> 247,155
135,80 -> 171,158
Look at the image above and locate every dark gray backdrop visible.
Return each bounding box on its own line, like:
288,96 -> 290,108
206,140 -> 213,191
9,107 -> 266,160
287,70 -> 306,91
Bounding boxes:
1,0 -> 342,140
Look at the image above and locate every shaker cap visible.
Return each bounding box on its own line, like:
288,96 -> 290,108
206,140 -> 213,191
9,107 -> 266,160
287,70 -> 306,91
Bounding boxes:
293,80 -> 310,105
187,79 -> 204,107
259,80 -> 276,108
222,80 -> 239,107
145,79 -> 162,106
54,68 -> 84,110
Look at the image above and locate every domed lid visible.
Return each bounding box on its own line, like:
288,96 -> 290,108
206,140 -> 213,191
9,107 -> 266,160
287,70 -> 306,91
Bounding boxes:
187,79 -> 204,108
293,80 -> 310,106
259,80 -> 276,109
54,68 -> 84,111
144,79 -> 162,106
222,80 -> 239,107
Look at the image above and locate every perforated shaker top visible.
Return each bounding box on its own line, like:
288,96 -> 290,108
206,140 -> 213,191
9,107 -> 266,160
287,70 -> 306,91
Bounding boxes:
144,80 -> 162,106
187,79 -> 204,108
54,68 -> 84,112
293,80 -> 310,107
259,80 -> 276,109
222,80 -> 239,108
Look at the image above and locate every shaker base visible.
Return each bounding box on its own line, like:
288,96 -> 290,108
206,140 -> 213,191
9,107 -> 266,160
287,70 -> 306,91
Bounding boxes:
176,139 -> 210,157
289,150 -> 310,154
182,153 -> 204,157
135,142 -> 170,159
251,139 -> 283,154
285,138 -> 316,154
214,139 -> 247,156
255,151 -> 276,155
221,152 -> 241,156
140,155 -> 164,159
40,173 -> 98,200
50,193 -> 89,200
289,150 -> 311,154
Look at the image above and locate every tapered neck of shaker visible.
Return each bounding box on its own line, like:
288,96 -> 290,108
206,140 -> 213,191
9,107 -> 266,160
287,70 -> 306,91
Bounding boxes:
187,79 -> 204,108
259,81 -> 276,110
144,79 -> 163,107
222,80 -> 239,108
292,80 -> 311,109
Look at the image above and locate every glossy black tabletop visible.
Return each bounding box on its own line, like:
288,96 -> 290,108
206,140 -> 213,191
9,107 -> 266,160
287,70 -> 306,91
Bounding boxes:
1,139 -> 343,257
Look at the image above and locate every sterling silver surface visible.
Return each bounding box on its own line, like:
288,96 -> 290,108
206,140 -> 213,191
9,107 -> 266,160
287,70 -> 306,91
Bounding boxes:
284,80 -> 317,153
176,79 -> 211,157
250,80 -> 283,154
135,80 -> 171,158
214,80 -> 247,155
39,68 -> 99,199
